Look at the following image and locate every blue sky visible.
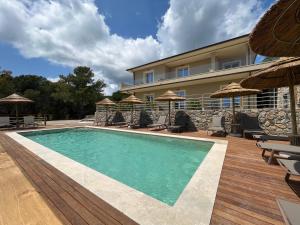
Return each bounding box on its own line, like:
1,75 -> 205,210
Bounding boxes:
0,0 -> 275,93
0,0 -> 169,78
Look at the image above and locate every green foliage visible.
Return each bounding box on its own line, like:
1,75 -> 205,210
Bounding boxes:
0,66 -> 106,119
111,90 -> 130,102
187,99 -> 202,110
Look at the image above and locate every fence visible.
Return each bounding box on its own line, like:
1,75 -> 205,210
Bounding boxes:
96,89 -> 297,112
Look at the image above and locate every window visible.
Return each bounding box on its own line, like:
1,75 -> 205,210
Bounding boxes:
144,71 -> 154,84
177,66 -> 189,77
175,90 -> 186,109
145,94 -> 154,102
222,60 -> 241,69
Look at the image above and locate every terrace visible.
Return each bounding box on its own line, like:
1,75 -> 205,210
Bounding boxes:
0,121 -> 299,225
120,61 -> 275,92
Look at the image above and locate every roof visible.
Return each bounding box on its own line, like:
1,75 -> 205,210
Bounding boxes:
127,34 -> 249,72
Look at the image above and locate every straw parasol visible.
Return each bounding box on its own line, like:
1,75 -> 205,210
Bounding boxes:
249,0 -> 300,57
241,57 -> 300,138
120,95 -> 143,124
0,93 -> 33,127
96,98 -> 115,124
211,83 -> 260,133
155,90 -> 186,126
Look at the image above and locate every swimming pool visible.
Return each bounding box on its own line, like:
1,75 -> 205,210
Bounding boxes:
21,128 -> 213,205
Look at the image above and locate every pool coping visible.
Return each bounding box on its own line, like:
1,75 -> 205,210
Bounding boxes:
6,126 -> 228,225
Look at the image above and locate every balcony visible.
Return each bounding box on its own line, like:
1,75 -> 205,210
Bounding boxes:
120,61 -> 275,92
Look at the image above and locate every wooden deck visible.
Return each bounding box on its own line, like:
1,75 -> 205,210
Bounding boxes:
1,126 -> 300,225
0,142 -> 63,225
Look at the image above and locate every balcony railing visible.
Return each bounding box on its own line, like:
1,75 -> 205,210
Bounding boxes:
121,60 -> 276,90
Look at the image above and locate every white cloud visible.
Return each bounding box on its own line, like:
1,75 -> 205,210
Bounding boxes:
0,0 -> 268,94
157,0 -> 264,56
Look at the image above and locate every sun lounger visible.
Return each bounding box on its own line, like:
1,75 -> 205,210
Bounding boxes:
207,116 -> 225,135
277,199 -> 300,225
23,116 -> 38,128
240,114 -> 265,138
253,134 -> 289,142
0,117 -> 11,127
277,158 -> 300,182
257,142 -> 300,164
147,115 -> 167,130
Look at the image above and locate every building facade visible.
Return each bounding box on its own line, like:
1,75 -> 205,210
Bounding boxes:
120,34 -> 282,110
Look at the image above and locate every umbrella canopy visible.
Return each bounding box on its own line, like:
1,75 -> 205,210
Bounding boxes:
96,98 -> 115,124
0,93 -> 33,128
210,83 -> 260,131
120,95 -> 143,104
0,93 -> 33,103
120,95 -> 143,124
96,98 -> 115,106
155,90 -> 186,126
249,0 -> 300,57
241,57 -> 300,136
155,90 -> 186,101
241,57 -> 300,89
210,82 -> 260,98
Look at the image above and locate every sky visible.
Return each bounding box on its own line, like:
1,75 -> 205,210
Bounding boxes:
0,0 -> 275,94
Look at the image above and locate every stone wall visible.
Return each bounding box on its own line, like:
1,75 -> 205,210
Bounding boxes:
95,108 -> 299,135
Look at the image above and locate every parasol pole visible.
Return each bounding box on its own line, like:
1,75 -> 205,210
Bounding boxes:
168,100 -> 171,126
287,72 -> 297,135
232,96 -> 236,124
15,104 -> 19,128
105,105 -> 108,124
131,104 -> 134,124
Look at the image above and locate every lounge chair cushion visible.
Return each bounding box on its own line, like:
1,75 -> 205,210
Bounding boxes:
147,115 -> 166,128
277,159 -> 300,176
0,117 -> 10,127
277,199 -> 300,225
257,142 -> 300,155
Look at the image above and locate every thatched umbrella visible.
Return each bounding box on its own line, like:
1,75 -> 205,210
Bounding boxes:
155,90 -> 186,126
249,0 -> 300,57
241,57 -> 300,139
211,83 -> 260,133
0,93 -> 33,127
96,98 -> 116,124
120,95 -> 143,124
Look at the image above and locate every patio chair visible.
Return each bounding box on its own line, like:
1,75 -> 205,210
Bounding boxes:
257,142 -> 300,164
207,116 -> 225,135
240,114 -> 264,138
168,111 -> 190,133
253,134 -> 289,143
277,157 -> 300,182
0,117 -> 11,128
147,115 -> 167,130
277,199 -> 300,225
23,116 -> 38,128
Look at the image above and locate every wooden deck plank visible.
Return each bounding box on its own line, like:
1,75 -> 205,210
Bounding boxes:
0,152 -> 63,225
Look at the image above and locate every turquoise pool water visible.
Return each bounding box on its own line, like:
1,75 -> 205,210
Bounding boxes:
21,128 -> 213,205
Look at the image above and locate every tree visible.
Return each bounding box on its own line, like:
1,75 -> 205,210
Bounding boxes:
59,66 -> 106,118
0,66 -> 106,119
0,70 -> 14,98
111,90 -> 130,102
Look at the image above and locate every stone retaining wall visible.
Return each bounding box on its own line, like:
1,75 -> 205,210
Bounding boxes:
95,108 -> 299,135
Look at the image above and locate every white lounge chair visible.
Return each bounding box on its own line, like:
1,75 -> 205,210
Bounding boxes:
0,117 -> 11,127
207,116 -> 226,135
23,116 -> 38,128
